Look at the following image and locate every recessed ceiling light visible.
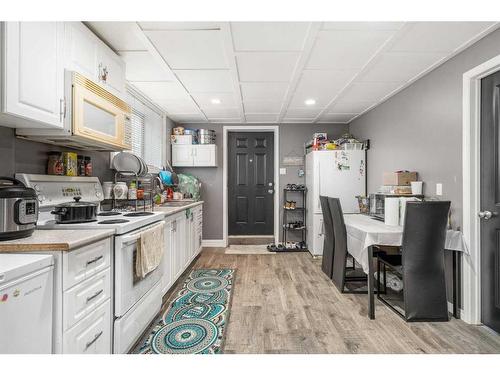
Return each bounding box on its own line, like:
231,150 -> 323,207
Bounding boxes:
211,98 -> 221,105
305,99 -> 316,106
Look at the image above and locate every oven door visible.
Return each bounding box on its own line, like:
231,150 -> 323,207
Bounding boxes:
114,221 -> 164,317
70,71 -> 131,151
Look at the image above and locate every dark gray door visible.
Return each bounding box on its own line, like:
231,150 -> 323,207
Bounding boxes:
480,70 -> 500,333
228,132 -> 274,235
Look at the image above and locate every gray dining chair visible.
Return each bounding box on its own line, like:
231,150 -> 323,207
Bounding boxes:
320,196 -> 335,278
377,201 -> 451,321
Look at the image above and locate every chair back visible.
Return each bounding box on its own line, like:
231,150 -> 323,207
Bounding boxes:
330,198 -> 348,291
320,196 -> 335,278
402,201 -> 451,321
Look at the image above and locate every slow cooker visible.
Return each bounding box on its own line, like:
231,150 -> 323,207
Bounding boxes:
0,177 -> 38,241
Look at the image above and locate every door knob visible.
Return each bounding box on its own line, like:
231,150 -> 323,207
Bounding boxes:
267,189 -> 274,194
478,211 -> 497,220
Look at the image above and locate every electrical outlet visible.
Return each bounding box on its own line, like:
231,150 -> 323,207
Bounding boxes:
279,168 -> 287,175
436,183 -> 443,196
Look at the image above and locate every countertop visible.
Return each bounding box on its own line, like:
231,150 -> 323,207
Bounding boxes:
0,201 -> 203,252
155,200 -> 203,216
0,229 -> 115,252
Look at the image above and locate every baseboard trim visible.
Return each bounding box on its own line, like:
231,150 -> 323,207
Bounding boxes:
201,239 -> 225,247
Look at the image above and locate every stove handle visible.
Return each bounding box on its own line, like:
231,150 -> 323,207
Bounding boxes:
121,221 -> 166,245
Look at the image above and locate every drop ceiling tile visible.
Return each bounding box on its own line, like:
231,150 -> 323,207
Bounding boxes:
289,69 -> 358,107
339,81 -> 402,102
245,113 -> 280,123
156,99 -> 202,114
244,101 -> 283,113
240,82 -> 289,101
175,70 -> 234,93
209,118 -> 244,123
358,52 -> 448,82
322,22 -> 405,31
329,100 -> 374,114
139,22 -> 221,30
319,113 -> 358,123
389,22 -> 495,53
203,107 -> 241,118
120,51 -> 176,81
130,81 -> 189,101
191,92 -> 238,108
231,22 -> 310,51
87,22 -> 145,51
306,29 -> 396,70
285,107 -> 323,118
282,118 -> 313,123
236,52 -> 300,82
145,30 -> 228,69
168,114 -> 207,123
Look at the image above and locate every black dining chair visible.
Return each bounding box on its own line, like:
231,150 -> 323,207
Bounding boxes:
377,201 -> 451,322
329,197 -> 377,293
320,196 -> 335,278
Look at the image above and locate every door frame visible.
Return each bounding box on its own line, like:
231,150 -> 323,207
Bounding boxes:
222,125 -> 280,247
462,53 -> 500,324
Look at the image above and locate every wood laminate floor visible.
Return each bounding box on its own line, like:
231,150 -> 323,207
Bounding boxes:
157,247 -> 500,354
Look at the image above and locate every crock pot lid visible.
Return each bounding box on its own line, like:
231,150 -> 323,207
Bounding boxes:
55,196 -> 98,208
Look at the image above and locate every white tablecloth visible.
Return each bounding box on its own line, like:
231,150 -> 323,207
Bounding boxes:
343,214 -> 469,273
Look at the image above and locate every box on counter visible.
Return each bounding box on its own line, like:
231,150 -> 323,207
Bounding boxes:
383,171 -> 418,186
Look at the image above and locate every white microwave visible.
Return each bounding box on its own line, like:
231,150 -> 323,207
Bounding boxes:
17,71 -> 131,151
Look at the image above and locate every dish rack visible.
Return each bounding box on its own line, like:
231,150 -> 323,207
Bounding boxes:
106,171 -> 158,212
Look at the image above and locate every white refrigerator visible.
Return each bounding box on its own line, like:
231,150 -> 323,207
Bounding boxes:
305,150 -> 366,256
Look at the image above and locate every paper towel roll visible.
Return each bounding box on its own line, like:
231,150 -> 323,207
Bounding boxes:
385,197 -> 400,226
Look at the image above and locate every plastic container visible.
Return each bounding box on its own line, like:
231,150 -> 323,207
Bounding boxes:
113,182 -> 128,200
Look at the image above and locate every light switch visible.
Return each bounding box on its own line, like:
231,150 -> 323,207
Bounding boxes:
436,183 -> 443,196
279,168 -> 287,175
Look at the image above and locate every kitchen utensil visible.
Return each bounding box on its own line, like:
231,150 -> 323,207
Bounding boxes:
0,177 -> 38,241
112,152 -> 142,175
50,196 -> 98,224
198,129 -> 216,144
113,182 -> 128,200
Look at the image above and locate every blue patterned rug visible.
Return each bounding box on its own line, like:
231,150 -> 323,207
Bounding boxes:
134,269 -> 235,354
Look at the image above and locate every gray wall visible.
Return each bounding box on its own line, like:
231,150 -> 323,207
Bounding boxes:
175,123 -> 349,240
0,126 -> 113,180
349,28 -> 500,230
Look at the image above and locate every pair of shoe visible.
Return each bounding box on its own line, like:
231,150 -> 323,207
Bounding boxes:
284,221 -> 304,229
284,201 -> 297,209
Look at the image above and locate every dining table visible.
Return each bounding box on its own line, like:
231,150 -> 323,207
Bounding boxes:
343,214 -> 468,320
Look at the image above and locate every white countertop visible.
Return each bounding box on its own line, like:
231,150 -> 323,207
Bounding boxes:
155,200 -> 203,216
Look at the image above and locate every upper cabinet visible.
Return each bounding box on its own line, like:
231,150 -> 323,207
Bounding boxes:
64,22 -> 125,97
0,22 -> 126,130
172,144 -> 218,167
1,22 -> 65,129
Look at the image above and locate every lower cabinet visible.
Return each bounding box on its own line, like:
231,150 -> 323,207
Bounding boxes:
160,205 -> 203,298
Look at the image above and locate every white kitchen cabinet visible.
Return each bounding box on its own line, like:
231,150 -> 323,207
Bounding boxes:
171,144 -> 217,167
64,22 -> 125,97
1,22 -> 65,129
193,205 -> 203,255
161,220 -> 173,295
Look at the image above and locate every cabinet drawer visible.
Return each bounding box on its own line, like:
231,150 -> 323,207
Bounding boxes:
63,299 -> 111,354
63,238 -> 112,290
63,268 -> 111,330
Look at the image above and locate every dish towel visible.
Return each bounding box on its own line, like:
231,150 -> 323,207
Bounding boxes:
135,221 -> 165,279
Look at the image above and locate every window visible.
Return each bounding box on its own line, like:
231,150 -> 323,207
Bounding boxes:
125,88 -> 165,168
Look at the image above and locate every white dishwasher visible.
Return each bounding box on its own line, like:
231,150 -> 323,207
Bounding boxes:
0,253 -> 54,354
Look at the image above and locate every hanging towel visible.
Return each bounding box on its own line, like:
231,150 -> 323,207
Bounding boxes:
135,221 -> 165,279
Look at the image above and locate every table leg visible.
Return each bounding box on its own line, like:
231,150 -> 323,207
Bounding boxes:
367,245 -> 375,319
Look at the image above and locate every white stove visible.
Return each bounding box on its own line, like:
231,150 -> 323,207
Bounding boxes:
16,174 -> 166,353
16,174 -> 164,235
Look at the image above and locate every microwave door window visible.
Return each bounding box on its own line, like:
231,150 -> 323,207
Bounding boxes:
83,100 -> 116,137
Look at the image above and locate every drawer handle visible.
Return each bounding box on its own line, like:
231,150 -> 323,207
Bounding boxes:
86,255 -> 104,266
86,289 -> 104,303
85,331 -> 103,350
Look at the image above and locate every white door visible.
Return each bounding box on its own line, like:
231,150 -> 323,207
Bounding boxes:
193,145 -> 217,167
172,145 -> 194,167
97,45 -> 125,95
64,22 -> 98,80
318,150 -> 365,214
4,22 -> 65,128
161,220 -> 173,295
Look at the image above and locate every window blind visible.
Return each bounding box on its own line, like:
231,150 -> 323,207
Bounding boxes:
130,109 -> 145,158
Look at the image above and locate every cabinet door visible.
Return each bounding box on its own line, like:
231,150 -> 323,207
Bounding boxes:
193,145 -> 217,167
64,22 -> 98,80
161,220 -> 173,295
172,145 -> 194,167
4,22 -> 64,128
97,45 -> 125,95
